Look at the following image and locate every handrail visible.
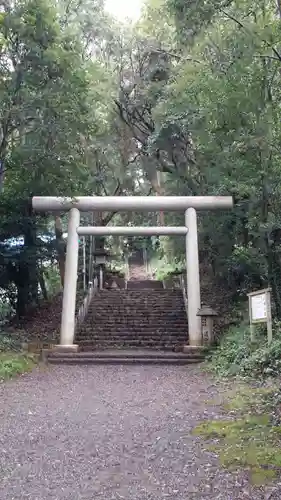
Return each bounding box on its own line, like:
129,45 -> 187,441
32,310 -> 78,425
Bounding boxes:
75,277 -> 98,329
125,254 -> 130,281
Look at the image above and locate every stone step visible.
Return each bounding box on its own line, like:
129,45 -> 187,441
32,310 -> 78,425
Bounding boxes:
78,324 -> 188,330
91,290 -> 182,297
88,303 -> 185,309
88,309 -> 186,315
86,316 -> 186,322
90,299 -> 184,303
77,326 -> 188,334
77,334 -> 187,340
77,333 -> 187,337
45,350 -> 204,365
94,297 -> 181,300
91,291 -> 182,297
86,311 -> 186,316
85,308 -> 186,314
75,334 -> 188,342
77,340 -> 186,348
48,357 -> 201,365
87,305 -> 186,311
126,280 -> 164,290
76,338 -> 187,348
79,318 -> 187,323
77,335 -> 187,341
77,342 -> 186,348
79,346 -> 184,352
94,288 -> 180,292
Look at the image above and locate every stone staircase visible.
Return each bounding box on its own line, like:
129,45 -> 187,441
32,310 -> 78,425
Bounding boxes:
76,286 -> 187,351
127,248 -> 152,281
46,280 -> 205,365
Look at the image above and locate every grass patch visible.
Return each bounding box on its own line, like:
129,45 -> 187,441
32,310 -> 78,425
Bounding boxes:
0,351 -> 36,380
193,384 -> 281,485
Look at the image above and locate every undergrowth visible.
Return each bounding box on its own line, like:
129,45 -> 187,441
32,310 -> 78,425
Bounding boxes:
208,325 -> 281,378
0,352 -> 36,379
0,333 -> 36,380
194,384 -> 281,485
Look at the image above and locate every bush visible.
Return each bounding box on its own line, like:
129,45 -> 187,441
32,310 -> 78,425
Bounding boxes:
209,325 -> 281,378
0,328 -> 25,351
0,352 -> 36,379
240,339 -> 281,377
150,257 -> 184,281
209,326 -> 254,376
0,299 -> 13,324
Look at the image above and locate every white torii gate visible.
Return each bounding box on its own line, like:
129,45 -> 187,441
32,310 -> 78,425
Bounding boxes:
32,195 -> 233,349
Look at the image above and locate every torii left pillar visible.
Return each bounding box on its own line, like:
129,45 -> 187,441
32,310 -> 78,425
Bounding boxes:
55,208 -> 80,352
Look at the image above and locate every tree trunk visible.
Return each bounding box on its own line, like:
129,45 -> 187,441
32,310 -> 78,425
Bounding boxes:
54,215 -> 66,288
148,168 -> 165,225
39,270 -> 48,300
266,238 -> 281,319
260,174 -> 281,318
15,260 -> 30,318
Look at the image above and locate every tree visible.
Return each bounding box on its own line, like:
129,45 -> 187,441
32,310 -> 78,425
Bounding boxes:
162,0 -> 281,309
0,0 -> 112,315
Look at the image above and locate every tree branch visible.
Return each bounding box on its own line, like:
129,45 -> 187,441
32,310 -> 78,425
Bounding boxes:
150,48 -> 201,64
221,9 -> 281,63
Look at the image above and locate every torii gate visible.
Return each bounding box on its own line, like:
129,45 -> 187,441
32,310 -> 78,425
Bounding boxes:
32,195 -> 233,349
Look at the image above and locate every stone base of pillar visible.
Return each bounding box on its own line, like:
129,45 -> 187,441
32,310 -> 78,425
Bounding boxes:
53,344 -> 79,353
183,345 -> 205,353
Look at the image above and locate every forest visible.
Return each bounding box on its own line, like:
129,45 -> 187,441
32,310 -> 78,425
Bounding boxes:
0,0 -> 281,332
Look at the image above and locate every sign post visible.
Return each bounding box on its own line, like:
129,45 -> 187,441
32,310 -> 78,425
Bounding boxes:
248,288 -> 272,344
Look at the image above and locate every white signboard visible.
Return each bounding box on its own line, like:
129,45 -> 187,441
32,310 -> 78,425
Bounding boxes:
248,288 -> 272,344
251,293 -> 267,321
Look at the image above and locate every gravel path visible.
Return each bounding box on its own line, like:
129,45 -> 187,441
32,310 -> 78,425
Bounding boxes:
0,365 -> 279,500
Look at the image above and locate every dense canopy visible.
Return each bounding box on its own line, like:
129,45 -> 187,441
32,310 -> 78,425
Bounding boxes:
0,0 -> 281,319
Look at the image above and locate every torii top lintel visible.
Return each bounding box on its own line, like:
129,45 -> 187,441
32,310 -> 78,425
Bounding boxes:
32,196 -> 233,212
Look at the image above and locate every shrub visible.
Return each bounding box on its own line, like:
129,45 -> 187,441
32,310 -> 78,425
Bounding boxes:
208,324 -> 281,378
208,326 -> 255,376
240,338 -> 281,377
0,334 -> 19,352
0,352 -> 36,379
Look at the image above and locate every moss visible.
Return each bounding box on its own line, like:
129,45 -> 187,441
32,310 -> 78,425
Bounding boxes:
251,468 -> 277,486
194,387 -> 281,485
0,352 -> 36,380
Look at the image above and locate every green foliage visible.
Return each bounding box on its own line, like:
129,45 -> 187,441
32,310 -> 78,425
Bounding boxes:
0,0 -> 122,317
167,0 -> 228,42
240,338 -> 281,378
0,352 -> 36,379
150,256 -> 184,280
209,324 -> 281,378
44,265 -> 62,297
0,334 -> 18,352
194,384 -> 281,485
149,0 -> 281,314
0,300 -> 13,324
209,326 -> 254,376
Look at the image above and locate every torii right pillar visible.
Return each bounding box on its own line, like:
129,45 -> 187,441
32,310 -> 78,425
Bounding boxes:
185,208 -> 202,346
